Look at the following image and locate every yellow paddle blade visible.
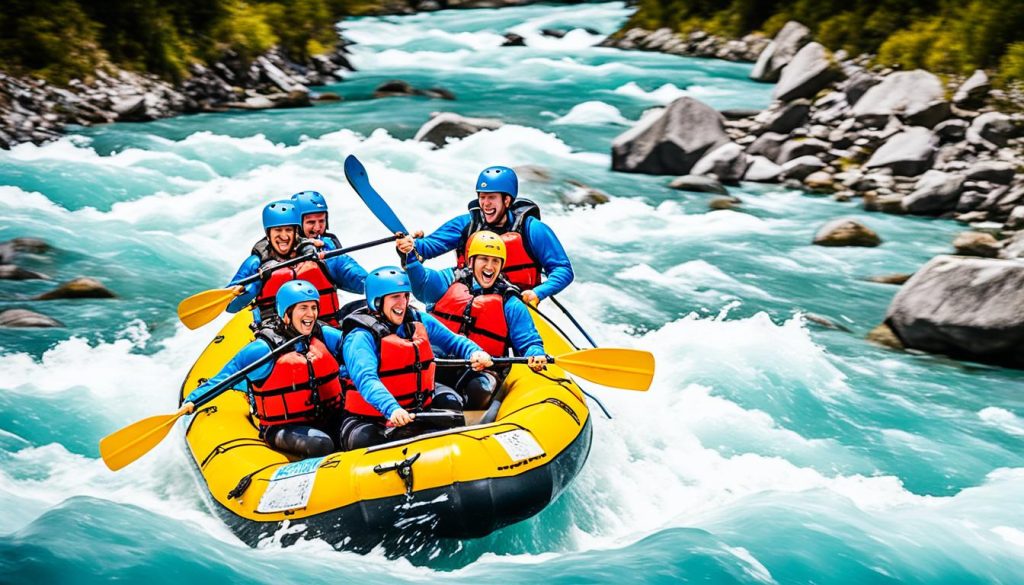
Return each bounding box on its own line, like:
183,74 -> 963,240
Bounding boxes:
99,405 -> 192,471
556,348 -> 656,391
177,288 -> 237,330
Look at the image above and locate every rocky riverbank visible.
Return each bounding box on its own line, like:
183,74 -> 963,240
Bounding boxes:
0,47 -> 355,149
607,22 -> 1024,368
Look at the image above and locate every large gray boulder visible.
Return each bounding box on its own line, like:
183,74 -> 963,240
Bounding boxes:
885,255 -> 1024,368
966,112 -> 1017,149
781,155 -> 826,180
953,70 -> 990,109
864,127 -> 936,177
746,132 -> 788,162
851,70 -> 945,126
414,112 -> 504,148
965,161 -> 1015,184
813,218 -> 882,247
689,142 -> 748,184
772,42 -> 839,102
901,170 -> 965,214
611,97 -> 730,175
756,99 -> 811,134
0,265 -> 48,280
750,21 -> 812,82
777,138 -> 829,163
743,155 -> 784,182
0,309 -> 64,328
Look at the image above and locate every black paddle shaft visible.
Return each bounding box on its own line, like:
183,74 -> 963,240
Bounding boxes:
434,356 -> 554,367
233,234 -> 400,287
187,335 -> 305,409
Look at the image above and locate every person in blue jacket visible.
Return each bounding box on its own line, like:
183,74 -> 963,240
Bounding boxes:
405,166 -> 573,305
339,266 -> 494,450
184,280 -> 346,458
291,190 -> 342,251
400,230 -> 548,409
226,199 -> 367,326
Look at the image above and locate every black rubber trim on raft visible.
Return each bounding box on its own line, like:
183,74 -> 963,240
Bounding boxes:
187,415 -> 592,555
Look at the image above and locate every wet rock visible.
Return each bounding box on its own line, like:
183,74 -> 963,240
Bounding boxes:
965,161 -> 1015,185
561,180 -> 610,207
953,231 -> 1001,258
690,142 -> 748,184
772,42 -> 839,103
781,155 -> 826,181
0,265 -> 48,280
34,277 -> 116,300
668,175 -> 728,194
864,127 -> 936,177
515,165 -> 551,182
541,28 -> 567,39
743,155 -> 784,182
757,99 -> 810,134
750,21 -> 812,83
953,70 -> 990,109
270,90 -> 312,109
1005,206 -> 1024,231
502,33 -> 526,47
885,255 -> 1024,368
746,132 -> 788,162
709,196 -> 741,210
611,97 -> 730,175
804,312 -> 852,332
777,137 -> 829,164
111,95 -> 149,122
901,170 -> 965,215
841,69 -> 880,106
867,273 -> 913,285
0,237 -> 50,258
852,70 -> 944,127
721,108 -> 761,120
374,80 -> 418,98
313,92 -> 342,102
967,112 -> 1016,149
813,218 -> 881,247
934,119 -> 969,143
0,309 -> 64,328
866,322 -> 904,349
803,171 -> 835,192
422,87 -> 456,100
414,112 -> 504,148
999,231 -> 1024,259
903,99 -> 950,129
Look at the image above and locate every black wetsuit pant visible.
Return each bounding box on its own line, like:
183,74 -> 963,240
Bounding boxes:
339,383 -> 463,451
436,366 -> 510,410
262,410 -> 344,458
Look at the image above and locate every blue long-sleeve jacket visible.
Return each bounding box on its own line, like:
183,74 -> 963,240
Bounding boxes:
406,259 -> 545,358
184,326 -> 345,405
342,312 -> 482,419
413,211 -> 574,300
225,244 -> 367,316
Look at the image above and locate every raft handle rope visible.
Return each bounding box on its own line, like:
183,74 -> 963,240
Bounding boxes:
374,450 -> 421,496
549,296 -> 598,348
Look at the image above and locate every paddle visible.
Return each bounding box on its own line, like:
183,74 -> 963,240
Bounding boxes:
549,296 -> 598,348
344,155 -> 409,235
177,234 -> 399,330
435,347 -> 655,391
99,335 -> 304,471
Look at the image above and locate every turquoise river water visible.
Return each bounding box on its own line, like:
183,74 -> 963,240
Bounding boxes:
1,2 -> 1023,583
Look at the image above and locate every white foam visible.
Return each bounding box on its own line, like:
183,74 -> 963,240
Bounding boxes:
552,101 -> 631,126
612,81 -> 688,103
978,407 -> 1024,436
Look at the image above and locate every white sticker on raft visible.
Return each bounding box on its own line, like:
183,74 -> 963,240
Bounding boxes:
493,430 -> 545,462
256,456 -> 325,513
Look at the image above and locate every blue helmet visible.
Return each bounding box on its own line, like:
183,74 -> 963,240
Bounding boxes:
262,200 -> 300,231
365,265 -> 411,311
276,280 -> 320,319
291,190 -> 329,219
476,166 -> 518,199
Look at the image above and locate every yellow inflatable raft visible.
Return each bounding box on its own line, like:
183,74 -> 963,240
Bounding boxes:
179,308 -> 592,550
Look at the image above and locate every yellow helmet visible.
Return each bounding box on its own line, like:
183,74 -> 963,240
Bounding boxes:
465,231 -> 506,264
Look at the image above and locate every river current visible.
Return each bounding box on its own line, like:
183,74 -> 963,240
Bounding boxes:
1,3 -> 1023,583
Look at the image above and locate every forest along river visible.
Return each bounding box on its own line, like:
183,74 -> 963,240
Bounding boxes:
1,2 -> 1023,583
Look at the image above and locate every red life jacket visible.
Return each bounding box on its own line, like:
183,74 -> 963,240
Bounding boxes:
456,199 -> 542,291
430,269 -> 513,357
251,237 -> 343,325
341,308 -> 436,418
249,328 -> 343,427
